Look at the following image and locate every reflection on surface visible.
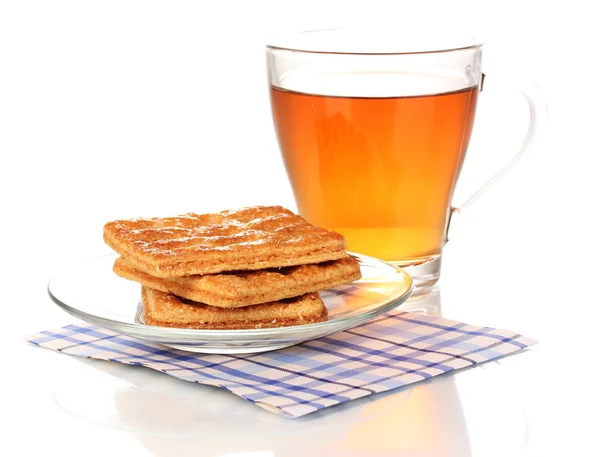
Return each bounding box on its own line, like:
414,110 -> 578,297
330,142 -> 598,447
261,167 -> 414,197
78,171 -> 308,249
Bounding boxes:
50,287 -> 528,456
335,378 -> 471,457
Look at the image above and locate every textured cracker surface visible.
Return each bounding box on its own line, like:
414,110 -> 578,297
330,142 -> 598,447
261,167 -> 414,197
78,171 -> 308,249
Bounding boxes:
104,206 -> 346,278
141,287 -> 328,330
114,255 -> 360,308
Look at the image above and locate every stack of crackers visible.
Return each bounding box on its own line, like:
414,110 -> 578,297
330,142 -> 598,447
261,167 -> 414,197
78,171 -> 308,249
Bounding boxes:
103,206 -> 361,330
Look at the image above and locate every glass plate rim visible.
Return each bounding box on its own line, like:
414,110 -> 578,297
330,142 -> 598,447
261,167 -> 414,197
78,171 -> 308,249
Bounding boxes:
47,252 -> 414,339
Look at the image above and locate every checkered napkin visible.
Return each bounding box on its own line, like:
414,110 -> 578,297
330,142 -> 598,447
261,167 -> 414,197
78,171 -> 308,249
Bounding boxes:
28,312 -> 536,418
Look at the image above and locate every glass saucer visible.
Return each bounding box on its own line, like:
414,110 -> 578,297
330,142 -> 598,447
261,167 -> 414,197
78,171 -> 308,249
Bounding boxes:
48,253 -> 413,354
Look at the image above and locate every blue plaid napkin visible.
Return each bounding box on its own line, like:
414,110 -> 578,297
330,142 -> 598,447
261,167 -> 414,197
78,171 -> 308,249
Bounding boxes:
28,311 -> 536,418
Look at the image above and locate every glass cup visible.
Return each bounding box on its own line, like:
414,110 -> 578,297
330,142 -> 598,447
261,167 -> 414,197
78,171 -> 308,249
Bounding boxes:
267,29 -> 542,287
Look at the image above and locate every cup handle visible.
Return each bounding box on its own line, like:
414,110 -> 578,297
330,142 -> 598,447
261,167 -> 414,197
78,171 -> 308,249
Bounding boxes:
445,76 -> 547,243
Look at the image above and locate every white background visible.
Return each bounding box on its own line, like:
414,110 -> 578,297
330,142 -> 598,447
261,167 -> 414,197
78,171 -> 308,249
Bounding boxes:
1,1 -> 599,456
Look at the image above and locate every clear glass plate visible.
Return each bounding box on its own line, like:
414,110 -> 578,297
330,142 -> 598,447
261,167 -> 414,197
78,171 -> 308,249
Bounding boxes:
48,253 -> 414,354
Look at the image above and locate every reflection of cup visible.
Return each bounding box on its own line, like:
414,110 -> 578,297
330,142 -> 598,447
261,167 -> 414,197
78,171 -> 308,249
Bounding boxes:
337,378 -> 472,457
267,29 -> 542,287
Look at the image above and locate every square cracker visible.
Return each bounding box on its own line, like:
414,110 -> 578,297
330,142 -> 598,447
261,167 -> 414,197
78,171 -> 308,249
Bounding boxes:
104,206 -> 346,278
141,287 -> 328,330
114,255 -> 361,308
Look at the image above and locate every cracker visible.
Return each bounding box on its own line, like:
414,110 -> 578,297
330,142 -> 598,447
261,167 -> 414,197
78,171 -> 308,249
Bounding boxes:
104,206 -> 346,278
114,255 -> 360,308
141,287 -> 328,330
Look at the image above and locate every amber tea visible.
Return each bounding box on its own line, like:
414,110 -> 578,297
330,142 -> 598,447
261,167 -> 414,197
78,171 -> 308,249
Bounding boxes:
271,85 -> 479,264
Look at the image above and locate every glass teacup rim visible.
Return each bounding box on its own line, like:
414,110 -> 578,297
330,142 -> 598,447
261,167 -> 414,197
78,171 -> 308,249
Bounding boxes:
266,27 -> 482,56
